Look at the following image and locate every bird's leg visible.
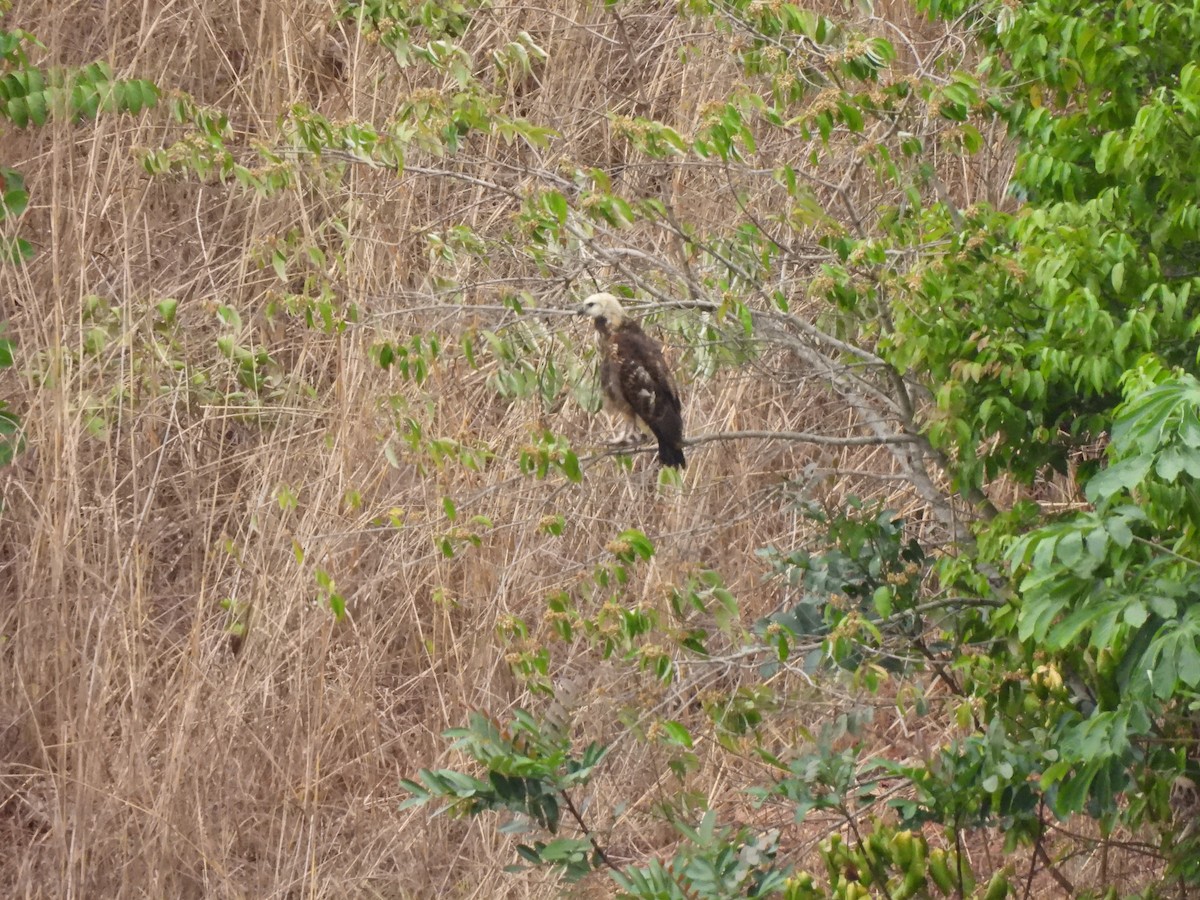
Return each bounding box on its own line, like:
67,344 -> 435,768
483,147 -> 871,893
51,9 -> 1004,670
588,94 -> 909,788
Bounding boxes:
606,414 -> 641,447
625,424 -> 650,446
603,415 -> 627,447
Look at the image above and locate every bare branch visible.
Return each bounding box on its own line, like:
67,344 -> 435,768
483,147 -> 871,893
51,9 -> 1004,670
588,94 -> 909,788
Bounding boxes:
682,429 -> 917,448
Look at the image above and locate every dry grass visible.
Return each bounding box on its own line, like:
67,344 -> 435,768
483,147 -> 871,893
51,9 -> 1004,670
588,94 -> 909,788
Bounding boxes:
0,1 -> 1151,897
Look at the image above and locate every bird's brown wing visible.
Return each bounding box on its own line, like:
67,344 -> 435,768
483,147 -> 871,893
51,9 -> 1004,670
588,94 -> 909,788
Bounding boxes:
612,325 -> 685,466
613,329 -> 679,414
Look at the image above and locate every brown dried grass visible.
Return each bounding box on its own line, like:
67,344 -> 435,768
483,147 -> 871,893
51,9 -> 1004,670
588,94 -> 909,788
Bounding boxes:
0,1 -> 1141,898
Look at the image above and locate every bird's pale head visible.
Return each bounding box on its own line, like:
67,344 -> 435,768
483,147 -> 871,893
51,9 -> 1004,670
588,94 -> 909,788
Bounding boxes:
578,292 -> 627,328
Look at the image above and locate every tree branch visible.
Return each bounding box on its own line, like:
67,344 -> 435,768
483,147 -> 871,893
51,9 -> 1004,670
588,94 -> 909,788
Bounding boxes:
685,429 -> 916,448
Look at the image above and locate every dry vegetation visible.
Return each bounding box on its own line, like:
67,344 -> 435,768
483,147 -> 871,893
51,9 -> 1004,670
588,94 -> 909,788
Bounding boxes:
0,1 -> 1129,897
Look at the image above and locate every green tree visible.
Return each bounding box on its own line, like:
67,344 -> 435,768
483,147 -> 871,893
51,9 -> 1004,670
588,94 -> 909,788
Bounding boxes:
399,0 -> 1200,895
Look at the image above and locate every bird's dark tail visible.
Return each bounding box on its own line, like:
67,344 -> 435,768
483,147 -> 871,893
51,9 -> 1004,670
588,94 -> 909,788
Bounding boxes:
657,441 -> 686,469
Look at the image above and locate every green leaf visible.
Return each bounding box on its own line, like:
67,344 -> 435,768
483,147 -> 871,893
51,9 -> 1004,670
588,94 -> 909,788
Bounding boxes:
1178,637 -> 1200,687
1085,455 -> 1153,503
397,779 -> 431,807
377,343 -> 395,369
560,450 -> 582,483
216,304 -> 242,329
0,409 -> 21,466
544,190 -> 567,225
872,585 -> 893,617
1047,605 -> 1103,650
155,297 -> 178,324
1155,446 -> 1200,482
1123,600 -> 1148,628
1105,515 -> 1135,549
328,591 -> 346,620
2,186 -> 28,218
617,528 -> 654,560
5,236 -> 34,262
1055,530 -> 1084,569
538,838 -> 591,862
661,720 -> 694,749
1147,595 -> 1177,619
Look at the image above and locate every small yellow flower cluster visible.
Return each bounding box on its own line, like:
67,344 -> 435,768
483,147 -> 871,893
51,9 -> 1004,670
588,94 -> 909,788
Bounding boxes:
757,46 -> 785,70
697,100 -> 728,123
854,140 -> 878,160
809,274 -> 835,295
406,88 -> 444,107
828,40 -> 867,68
998,257 -> 1025,280
1032,664 -> 1063,692
806,88 -> 843,118
884,562 -> 923,586
611,116 -> 648,140
605,538 -> 632,556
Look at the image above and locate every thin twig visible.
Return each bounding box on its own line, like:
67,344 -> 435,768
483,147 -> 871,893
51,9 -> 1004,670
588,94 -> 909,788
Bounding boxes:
559,791 -> 621,874
686,429 -> 917,448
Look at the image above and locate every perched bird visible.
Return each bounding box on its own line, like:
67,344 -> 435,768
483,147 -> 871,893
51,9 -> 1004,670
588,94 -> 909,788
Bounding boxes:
578,292 -> 686,468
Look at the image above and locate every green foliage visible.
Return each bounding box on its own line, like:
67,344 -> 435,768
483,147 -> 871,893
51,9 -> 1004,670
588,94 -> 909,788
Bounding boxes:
478,321 -> 586,413
314,567 -> 347,621
518,431 -> 582,484
0,34 -> 156,266
995,367 -> 1200,838
0,322 -> 18,465
614,812 -> 790,899
890,0 -> 1200,491
759,499 -> 928,675
339,0 -> 482,71
142,95 -> 296,192
373,333 -> 441,384
389,414 -> 493,476
402,700 -> 1011,898
258,221 -> 357,334
893,0 -> 1200,884
0,48 -> 158,130
400,710 -> 609,882
0,23 -> 160,463
0,164 -> 30,263
539,528 -> 669,670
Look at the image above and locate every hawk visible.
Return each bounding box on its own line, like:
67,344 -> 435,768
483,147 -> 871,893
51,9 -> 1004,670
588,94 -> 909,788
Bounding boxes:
578,292 -> 686,468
